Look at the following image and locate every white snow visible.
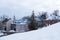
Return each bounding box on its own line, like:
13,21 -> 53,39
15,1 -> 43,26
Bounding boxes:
9,30 -> 15,32
0,22 -> 60,40
46,14 -> 60,20
0,33 -> 4,36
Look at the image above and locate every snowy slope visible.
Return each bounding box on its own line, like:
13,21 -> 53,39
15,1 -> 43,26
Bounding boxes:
0,22 -> 60,40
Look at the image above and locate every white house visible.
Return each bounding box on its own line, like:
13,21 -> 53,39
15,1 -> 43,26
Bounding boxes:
15,19 -> 29,33
16,22 -> 28,33
6,19 -> 13,32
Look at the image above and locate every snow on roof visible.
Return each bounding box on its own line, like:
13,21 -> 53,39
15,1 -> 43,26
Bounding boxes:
0,33 -> 4,36
46,16 -> 53,20
0,22 -> 60,40
9,30 -> 15,32
35,17 -> 41,21
20,22 -> 27,25
46,14 -> 60,20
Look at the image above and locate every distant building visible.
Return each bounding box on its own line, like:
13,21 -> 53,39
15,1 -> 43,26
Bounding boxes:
12,18 -> 29,33
45,14 -> 60,26
16,22 -> 28,33
6,19 -> 13,32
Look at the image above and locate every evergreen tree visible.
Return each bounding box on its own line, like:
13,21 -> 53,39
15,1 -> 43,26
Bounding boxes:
28,11 -> 38,30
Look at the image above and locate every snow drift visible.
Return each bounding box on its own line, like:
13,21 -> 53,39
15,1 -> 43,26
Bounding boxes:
0,22 -> 60,40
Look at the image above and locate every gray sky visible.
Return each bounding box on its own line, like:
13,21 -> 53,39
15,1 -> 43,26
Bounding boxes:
0,0 -> 60,18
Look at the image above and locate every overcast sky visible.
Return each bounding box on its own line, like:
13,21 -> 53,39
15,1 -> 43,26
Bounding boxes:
0,0 -> 60,18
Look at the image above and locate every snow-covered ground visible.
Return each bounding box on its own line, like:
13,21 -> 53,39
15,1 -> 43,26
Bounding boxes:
0,22 -> 60,40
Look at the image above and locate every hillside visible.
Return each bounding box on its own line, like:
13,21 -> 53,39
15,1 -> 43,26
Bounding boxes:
0,22 -> 60,40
